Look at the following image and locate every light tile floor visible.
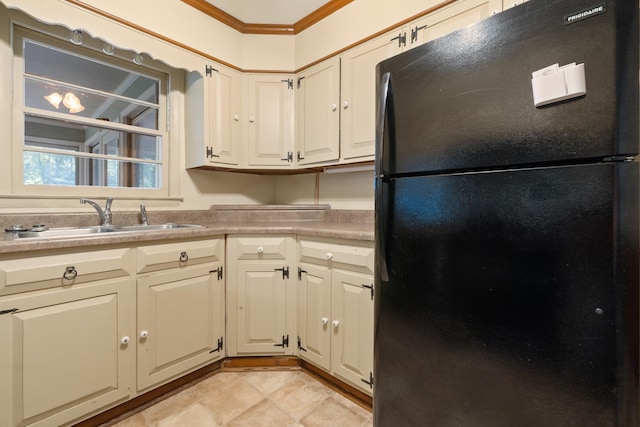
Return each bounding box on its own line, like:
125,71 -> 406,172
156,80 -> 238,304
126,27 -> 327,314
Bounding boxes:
108,369 -> 373,427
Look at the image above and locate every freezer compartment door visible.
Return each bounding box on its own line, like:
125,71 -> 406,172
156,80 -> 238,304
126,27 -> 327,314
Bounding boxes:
374,162 -> 638,426
376,0 -> 638,176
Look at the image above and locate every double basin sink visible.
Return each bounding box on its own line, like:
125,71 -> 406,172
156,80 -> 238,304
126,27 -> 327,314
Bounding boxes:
6,223 -> 203,240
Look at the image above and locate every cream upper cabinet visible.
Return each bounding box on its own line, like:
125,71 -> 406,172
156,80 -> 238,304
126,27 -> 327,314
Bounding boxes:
503,0 -> 528,11
340,34 -> 397,161
136,238 -> 225,392
243,74 -> 295,169
186,64 -> 242,168
226,235 -> 296,356
297,237 -> 374,395
391,0 -> 503,55
295,57 -> 341,166
0,274 -> 133,427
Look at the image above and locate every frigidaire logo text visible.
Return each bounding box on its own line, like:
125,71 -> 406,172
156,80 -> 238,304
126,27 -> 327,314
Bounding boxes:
564,3 -> 606,25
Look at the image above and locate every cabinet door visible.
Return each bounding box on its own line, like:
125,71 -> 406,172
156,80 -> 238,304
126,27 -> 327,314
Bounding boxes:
297,263 -> 332,371
408,0 -> 502,50
137,264 -> 224,391
244,74 -> 295,168
331,270 -> 374,395
341,34 -> 396,161
0,279 -> 132,427
207,65 -> 241,166
295,57 -> 340,165
232,260 -> 289,355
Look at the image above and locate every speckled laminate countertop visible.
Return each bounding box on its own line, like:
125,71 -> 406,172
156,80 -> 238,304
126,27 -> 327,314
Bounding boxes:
0,205 -> 374,254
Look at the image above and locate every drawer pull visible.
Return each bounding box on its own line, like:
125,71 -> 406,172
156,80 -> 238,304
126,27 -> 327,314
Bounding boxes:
257,246 -> 264,254
63,266 -> 78,281
179,251 -> 189,263
325,252 -> 333,260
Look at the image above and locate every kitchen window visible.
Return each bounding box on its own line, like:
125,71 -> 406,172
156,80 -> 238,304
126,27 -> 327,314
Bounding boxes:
12,24 -> 176,196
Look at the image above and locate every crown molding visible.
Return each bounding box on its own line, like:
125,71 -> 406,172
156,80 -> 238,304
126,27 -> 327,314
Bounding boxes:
181,0 -> 353,35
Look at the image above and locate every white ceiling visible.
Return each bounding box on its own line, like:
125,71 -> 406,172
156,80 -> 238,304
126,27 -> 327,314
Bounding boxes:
204,0 -> 331,25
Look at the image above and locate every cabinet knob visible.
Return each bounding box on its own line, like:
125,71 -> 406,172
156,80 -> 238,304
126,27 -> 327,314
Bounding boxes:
332,320 -> 340,328
325,252 -> 333,260
342,101 -> 349,109
140,330 -> 149,339
322,317 -> 329,325
257,246 -> 264,254
179,251 -> 189,263
249,116 -> 255,123
234,115 -> 240,121
120,336 -> 130,345
331,104 -> 337,111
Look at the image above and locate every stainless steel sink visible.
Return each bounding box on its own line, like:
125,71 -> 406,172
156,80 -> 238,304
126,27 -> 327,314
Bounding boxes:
5,223 -> 203,240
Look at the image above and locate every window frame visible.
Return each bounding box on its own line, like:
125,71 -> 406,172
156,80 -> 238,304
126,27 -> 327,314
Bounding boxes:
11,22 -> 179,199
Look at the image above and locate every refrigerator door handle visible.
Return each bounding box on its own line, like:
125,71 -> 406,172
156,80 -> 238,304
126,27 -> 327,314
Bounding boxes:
375,72 -> 391,282
375,72 -> 390,177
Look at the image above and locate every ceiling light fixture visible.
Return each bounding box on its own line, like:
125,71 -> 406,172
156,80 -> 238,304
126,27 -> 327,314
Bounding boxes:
63,92 -> 85,113
44,92 -> 84,113
44,92 -> 63,109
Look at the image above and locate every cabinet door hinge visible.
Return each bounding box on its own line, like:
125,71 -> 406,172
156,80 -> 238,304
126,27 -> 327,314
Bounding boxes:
0,308 -> 18,315
297,76 -> 305,88
274,334 -> 289,348
362,283 -> 374,300
210,336 -> 224,353
361,372 -> 374,389
390,32 -> 406,48
275,266 -> 289,279
211,266 -> 223,280
410,25 -> 427,43
297,336 -> 307,352
281,151 -> 293,162
297,151 -> 305,161
281,78 -> 294,90
298,266 -> 307,281
205,65 -> 218,77
206,146 -> 220,158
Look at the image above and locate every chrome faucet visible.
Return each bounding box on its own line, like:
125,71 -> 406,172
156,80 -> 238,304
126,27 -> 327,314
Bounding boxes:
140,202 -> 149,226
80,198 -> 113,226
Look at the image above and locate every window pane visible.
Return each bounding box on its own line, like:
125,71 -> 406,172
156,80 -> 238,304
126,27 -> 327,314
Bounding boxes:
25,77 -> 159,129
24,40 -> 158,103
25,115 -> 161,162
24,151 -> 78,186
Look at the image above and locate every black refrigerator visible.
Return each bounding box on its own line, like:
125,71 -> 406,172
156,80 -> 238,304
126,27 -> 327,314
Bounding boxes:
374,0 -> 639,426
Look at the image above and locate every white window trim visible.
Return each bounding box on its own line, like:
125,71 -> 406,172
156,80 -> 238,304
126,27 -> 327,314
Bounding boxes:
9,18 -> 182,201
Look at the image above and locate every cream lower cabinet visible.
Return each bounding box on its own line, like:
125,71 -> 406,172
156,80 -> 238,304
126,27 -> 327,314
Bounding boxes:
226,235 -> 296,356
297,237 -> 374,395
136,238 -> 225,392
0,248 -> 135,427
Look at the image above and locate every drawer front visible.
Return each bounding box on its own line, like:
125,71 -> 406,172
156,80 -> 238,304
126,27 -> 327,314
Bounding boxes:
0,248 -> 134,295
230,236 -> 290,260
298,238 -> 374,273
137,238 -> 224,273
